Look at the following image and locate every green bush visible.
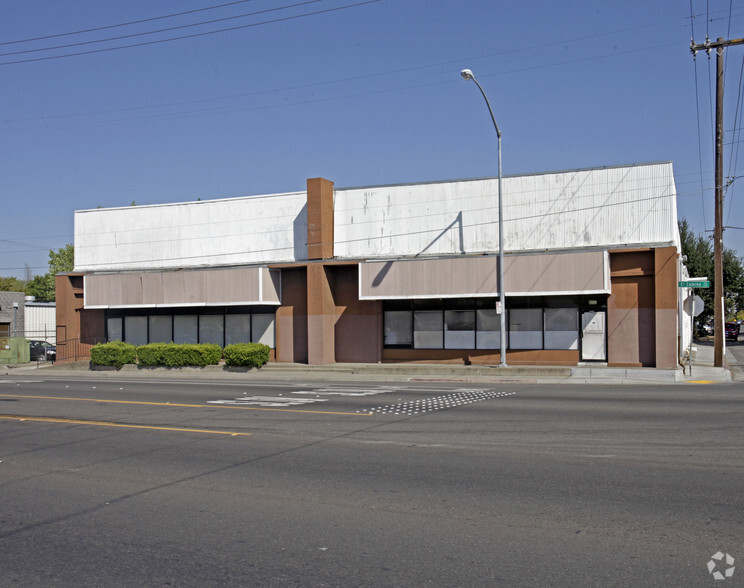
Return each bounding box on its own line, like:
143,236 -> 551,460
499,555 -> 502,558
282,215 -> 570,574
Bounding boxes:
223,343 -> 271,368
136,343 -> 222,367
90,341 -> 137,368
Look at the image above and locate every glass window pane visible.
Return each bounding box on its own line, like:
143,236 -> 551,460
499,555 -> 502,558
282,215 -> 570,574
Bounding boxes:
509,308 -> 543,331
545,331 -> 579,350
445,310 -> 474,331
252,314 -> 275,347
173,315 -> 198,344
477,308 -> 505,349
509,308 -> 542,349
414,310 -> 442,331
148,315 -> 172,343
107,317 -> 123,342
545,306 -> 578,350
510,331 -> 543,349
414,310 -> 443,349
545,307 -> 578,331
477,308 -> 499,331
444,310 -> 474,349
124,316 -> 147,346
225,314 -> 251,345
477,330 -> 502,349
384,311 -> 412,346
199,315 -> 223,346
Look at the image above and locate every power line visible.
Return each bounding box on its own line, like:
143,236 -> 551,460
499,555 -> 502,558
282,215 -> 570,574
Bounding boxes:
0,0 -> 260,46
691,14 -> 709,230
0,0 -> 323,59
0,1 -> 381,67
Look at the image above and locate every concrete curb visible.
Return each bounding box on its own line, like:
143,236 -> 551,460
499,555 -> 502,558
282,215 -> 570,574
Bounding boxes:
2,361 -> 731,385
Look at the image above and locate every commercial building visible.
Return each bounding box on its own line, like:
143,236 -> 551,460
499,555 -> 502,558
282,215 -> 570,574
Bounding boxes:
0,291 -> 27,364
56,161 -> 685,368
24,298 -> 56,343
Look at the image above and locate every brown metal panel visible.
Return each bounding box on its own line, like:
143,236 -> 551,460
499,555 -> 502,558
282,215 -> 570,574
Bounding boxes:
506,251 -> 606,293
307,264 -> 335,364
262,268 -> 281,303
118,274 -> 143,306
608,273 -> 655,367
654,246 -> 679,368
307,177 -> 334,260
205,268 -> 258,304
329,265 -> 381,363
161,271 -> 188,304
360,251 -> 605,298
140,272 -> 164,305
275,268 -> 307,363
361,256 -> 499,298
181,271 -> 207,305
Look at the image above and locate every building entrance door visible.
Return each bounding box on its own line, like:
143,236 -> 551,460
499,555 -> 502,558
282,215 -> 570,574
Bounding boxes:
580,309 -> 607,361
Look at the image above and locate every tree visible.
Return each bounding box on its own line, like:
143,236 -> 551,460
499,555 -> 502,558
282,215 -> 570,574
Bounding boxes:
48,243 -> 74,277
25,244 -> 74,302
679,219 -> 744,324
0,276 -> 26,292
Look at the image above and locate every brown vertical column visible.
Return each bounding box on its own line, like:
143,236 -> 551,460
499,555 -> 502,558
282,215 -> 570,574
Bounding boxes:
306,177 -> 336,364
307,264 -> 336,364
275,268 -> 308,363
307,177 -> 334,260
55,273 -> 105,363
654,246 -> 679,369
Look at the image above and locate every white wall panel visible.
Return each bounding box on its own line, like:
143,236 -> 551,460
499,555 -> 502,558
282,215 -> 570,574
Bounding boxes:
75,192 -> 307,272
335,162 -> 678,258
24,304 -> 56,343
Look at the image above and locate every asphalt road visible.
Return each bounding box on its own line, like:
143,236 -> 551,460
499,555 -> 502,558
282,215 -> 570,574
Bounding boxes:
0,374 -> 742,587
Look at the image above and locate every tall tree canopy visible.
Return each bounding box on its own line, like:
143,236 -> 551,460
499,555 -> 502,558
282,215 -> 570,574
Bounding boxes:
25,244 -> 74,302
679,219 -> 744,324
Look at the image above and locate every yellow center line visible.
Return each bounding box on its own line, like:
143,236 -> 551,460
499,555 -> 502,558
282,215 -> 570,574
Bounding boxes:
0,393 -> 372,416
0,414 -> 250,436
685,380 -> 718,384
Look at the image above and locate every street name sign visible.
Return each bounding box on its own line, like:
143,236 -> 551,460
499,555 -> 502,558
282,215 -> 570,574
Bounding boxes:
679,278 -> 710,288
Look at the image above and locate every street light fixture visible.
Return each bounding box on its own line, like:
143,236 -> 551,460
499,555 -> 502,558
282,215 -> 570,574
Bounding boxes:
461,68 -> 507,367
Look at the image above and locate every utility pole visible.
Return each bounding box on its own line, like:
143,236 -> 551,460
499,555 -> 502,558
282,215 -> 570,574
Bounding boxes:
690,35 -> 744,367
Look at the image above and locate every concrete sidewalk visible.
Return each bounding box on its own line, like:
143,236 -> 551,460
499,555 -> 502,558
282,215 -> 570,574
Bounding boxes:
3,341 -> 737,385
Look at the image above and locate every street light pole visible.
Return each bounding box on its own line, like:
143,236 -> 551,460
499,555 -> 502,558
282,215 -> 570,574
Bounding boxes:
461,68 -> 507,367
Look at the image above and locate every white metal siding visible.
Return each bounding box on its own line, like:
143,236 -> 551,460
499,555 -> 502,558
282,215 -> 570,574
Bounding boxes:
73,162 -> 679,272
74,192 -> 308,272
334,162 -> 678,258
24,304 -> 56,343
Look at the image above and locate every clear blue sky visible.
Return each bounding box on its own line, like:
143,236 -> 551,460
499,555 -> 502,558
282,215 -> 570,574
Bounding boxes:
2,0 -> 743,278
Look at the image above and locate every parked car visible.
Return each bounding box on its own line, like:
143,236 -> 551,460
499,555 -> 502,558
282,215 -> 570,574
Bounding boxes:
29,340 -> 56,362
699,322 -> 713,336
725,322 -> 740,341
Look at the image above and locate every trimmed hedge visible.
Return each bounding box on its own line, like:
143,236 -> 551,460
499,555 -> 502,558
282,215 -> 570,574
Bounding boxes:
90,342 -> 223,368
223,343 -> 271,368
90,341 -> 137,368
136,343 -> 222,367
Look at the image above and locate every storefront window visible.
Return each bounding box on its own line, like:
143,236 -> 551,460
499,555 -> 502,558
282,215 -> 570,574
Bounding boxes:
414,310 -> 443,349
149,315 -> 172,343
199,314 -> 224,346
444,310 -> 475,349
545,306 -> 579,350
252,314 -> 275,347
384,311 -> 413,346
225,314 -> 251,345
476,307 -> 503,349
508,307 -> 543,349
124,316 -> 147,346
173,315 -> 198,344
107,317 -> 123,342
